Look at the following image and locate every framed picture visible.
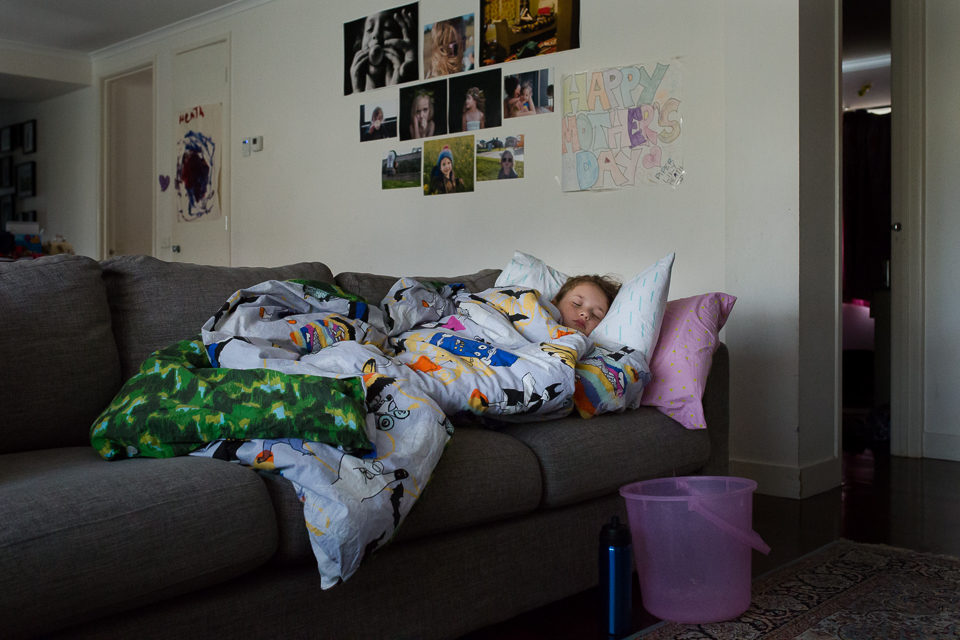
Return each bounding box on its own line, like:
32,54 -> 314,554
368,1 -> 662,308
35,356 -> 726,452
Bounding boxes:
15,161 -> 35,199
1,194 -> 13,227
0,156 -> 12,189
0,127 -> 11,153
22,120 -> 36,154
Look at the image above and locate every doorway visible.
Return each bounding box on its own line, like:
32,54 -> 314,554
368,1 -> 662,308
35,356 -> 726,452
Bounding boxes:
102,65 -> 155,259
840,1 -> 892,459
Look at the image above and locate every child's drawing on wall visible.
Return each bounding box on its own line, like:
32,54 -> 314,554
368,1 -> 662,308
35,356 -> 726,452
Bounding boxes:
344,3 -> 419,96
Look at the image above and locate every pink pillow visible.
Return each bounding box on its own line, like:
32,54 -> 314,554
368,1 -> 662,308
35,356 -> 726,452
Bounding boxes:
640,293 -> 736,429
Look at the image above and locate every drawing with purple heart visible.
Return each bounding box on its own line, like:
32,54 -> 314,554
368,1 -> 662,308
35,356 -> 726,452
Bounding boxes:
159,175 -> 170,192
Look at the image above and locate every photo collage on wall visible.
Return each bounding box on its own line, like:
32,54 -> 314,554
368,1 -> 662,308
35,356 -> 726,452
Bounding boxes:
347,2 -> 569,194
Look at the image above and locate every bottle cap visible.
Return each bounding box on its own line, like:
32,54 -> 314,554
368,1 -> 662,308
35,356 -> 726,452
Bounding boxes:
600,516 -> 632,547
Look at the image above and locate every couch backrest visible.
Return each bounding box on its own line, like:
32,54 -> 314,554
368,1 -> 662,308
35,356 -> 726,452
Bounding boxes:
0,255 -> 122,454
335,269 -> 502,305
101,255 -> 336,382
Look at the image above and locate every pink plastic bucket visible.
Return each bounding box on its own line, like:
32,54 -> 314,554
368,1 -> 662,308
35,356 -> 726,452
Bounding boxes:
619,476 -> 770,624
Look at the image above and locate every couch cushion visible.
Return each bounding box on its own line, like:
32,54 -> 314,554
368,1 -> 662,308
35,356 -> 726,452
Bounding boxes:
0,255 -> 121,455
500,408 -> 711,508
0,447 -> 278,638
100,255 -> 336,381
255,426 -> 543,565
335,268 -> 501,304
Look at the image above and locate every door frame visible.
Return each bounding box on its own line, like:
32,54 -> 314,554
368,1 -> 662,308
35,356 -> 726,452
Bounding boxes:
890,0 -> 925,457
99,59 -> 158,261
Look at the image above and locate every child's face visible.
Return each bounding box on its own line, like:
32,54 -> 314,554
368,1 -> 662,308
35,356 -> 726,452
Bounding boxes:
362,12 -> 398,55
465,94 -> 475,109
501,154 -> 513,170
552,283 -> 609,336
415,96 -> 431,122
523,86 -> 533,102
440,157 -> 453,178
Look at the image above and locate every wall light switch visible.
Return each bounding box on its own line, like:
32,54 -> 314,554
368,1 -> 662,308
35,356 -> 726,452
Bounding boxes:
241,138 -> 251,157
251,136 -> 263,152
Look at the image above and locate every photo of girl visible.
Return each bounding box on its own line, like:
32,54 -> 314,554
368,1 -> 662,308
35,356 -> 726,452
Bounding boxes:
422,135 -> 475,196
343,3 -> 419,96
343,2 -> 420,95
360,102 -> 398,142
503,69 -> 554,118
400,80 -> 448,141
462,88 -> 485,131
448,69 -> 502,134
424,14 -> 474,79
476,134 -> 525,182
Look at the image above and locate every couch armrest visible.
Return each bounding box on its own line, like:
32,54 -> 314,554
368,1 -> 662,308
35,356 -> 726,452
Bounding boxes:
700,342 -> 730,475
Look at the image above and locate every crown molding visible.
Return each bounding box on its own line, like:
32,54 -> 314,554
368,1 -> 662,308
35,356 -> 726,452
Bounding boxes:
91,0 -> 276,61
0,38 -> 90,61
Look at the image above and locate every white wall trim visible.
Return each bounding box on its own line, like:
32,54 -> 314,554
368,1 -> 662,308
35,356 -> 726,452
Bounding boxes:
730,457 -> 841,499
91,0 -> 274,61
890,0 -> 925,457
0,39 -> 90,61
923,432 -> 960,462
730,459 -> 799,499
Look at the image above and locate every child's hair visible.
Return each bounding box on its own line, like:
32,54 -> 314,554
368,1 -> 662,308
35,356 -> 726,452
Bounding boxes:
554,275 -> 621,306
463,87 -> 485,113
411,90 -> 434,121
430,20 -> 464,77
504,76 -> 520,98
522,81 -> 534,97
371,106 -> 383,121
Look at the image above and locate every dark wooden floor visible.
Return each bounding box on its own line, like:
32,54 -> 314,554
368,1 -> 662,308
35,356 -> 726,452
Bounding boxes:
458,441 -> 960,640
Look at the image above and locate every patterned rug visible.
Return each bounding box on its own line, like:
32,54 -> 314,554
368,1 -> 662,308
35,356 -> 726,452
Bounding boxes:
633,539 -> 960,639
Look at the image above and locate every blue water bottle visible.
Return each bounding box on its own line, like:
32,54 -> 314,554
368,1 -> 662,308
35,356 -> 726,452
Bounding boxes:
600,515 -> 633,636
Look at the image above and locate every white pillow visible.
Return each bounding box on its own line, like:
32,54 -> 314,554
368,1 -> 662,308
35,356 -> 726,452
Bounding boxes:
593,253 -> 675,366
495,251 -> 569,309
495,250 -> 675,365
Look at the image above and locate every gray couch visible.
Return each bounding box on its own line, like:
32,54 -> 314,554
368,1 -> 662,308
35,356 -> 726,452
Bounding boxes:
1,254 -> 729,640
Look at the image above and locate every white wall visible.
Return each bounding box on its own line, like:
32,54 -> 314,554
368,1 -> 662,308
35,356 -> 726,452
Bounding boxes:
15,0 -> 838,497
1,90 -> 100,256
924,0 -> 960,460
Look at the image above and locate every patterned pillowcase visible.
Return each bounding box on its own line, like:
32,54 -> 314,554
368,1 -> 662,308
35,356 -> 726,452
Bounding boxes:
573,344 -> 651,417
591,253 -> 675,378
640,292 -> 737,429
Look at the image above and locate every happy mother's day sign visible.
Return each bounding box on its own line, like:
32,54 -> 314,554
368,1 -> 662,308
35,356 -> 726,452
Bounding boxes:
561,59 -> 682,191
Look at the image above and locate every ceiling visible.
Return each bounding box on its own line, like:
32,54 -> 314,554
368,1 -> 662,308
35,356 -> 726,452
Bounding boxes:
0,0 -> 243,102
1,0 -> 892,106
0,0 -> 242,53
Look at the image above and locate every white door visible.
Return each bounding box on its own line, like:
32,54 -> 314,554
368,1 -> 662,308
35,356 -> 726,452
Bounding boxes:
171,37 -> 231,266
104,67 -> 154,259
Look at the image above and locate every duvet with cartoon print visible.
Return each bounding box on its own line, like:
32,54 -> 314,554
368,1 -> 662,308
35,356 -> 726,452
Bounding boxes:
93,277 -> 640,589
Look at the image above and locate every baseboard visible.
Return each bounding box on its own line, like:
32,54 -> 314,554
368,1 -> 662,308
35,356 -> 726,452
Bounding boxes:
729,457 -> 841,499
923,432 -> 960,462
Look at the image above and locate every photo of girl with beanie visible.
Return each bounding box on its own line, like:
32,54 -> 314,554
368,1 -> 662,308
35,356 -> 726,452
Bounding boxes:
423,136 -> 475,196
